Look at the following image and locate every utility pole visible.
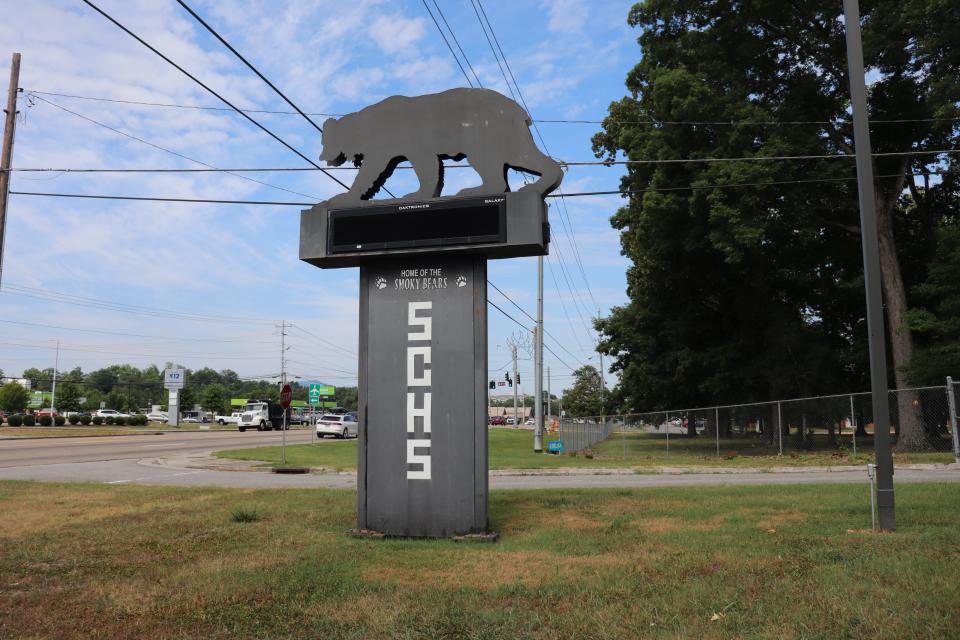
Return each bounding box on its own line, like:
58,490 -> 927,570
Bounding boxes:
0,53 -> 22,288
599,351 -> 605,427
50,339 -> 59,416
534,255 -> 544,452
512,343 -> 518,428
843,0 -> 894,531
279,320 -> 288,464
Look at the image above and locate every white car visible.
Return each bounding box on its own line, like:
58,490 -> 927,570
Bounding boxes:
216,411 -> 242,425
146,412 -> 169,423
315,414 -> 358,439
525,418 -> 535,425
94,409 -> 129,418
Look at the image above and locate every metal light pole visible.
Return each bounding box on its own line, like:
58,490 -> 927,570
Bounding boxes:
843,0 -> 895,531
512,343 -> 518,428
534,261 -> 543,449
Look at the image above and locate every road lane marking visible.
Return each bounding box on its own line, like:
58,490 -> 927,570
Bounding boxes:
140,442 -> 188,448
108,470 -> 204,484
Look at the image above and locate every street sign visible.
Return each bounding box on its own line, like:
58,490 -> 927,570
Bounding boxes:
547,440 -> 564,453
279,384 -> 293,409
308,383 -> 335,405
164,368 -> 185,390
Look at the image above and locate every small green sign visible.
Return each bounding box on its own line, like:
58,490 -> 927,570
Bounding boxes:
308,383 -> 336,405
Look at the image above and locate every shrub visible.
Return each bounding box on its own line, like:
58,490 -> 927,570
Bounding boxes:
54,416 -> 66,426
114,416 -> 127,426
39,415 -> 53,427
231,507 -> 262,523
7,414 -> 23,427
92,416 -> 103,425
68,414 -> 81,425
79,415 -> 91,425
104,416 -> 115,425
130,414 -> 145,426
23,415 -> 36,427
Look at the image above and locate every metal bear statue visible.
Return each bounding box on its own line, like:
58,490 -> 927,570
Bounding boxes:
318,88 -> 563,206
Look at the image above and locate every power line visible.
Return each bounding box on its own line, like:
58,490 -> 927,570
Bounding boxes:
29,94 -> 319,200
420,0 -> 473,87
468,0 -> 516,101
9,145 -> 958,176
0,318 -> 275,343
78,0 -> 352,192
288,324 -> 356,357
0,282 -> 277,325
9,171 -> 950,206
432,0 -> 483,87
174,0 -> 324,134
26,89 -> 960,126
487,279 -> 589,367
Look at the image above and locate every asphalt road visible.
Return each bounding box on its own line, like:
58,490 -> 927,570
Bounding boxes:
0,431 -> 957,489
0,429 -> 316,467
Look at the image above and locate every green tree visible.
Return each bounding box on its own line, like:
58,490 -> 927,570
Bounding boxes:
593,0 -> 959,449
561,366 -> 603,418
200,383 -> 227,415
105,390 -> 129,412
54,382 -> 83,412
0,382 -> 31,413
335,387 -> 358,412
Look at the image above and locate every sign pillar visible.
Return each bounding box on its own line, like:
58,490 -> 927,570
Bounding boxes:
357,256 -> 488,537
164,367 -> 185,427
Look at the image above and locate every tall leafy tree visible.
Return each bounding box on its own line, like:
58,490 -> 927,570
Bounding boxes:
0,382 -> 31,413
594,0 -> 958,449
561,366 -> 604,418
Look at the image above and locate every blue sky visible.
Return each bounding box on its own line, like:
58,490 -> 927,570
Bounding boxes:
0,0 -> 637,395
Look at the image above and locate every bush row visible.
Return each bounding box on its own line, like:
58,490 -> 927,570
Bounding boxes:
1,413 -> 149,427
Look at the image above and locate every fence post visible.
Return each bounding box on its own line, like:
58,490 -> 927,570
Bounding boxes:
777,402 -> 783,456
665,411 -> 670,455
947,376 -> 959,465
849,394 -> 857,456
715,407 -> 720,458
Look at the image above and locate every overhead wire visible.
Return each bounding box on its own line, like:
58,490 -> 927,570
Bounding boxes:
174,0 -> 324,134
78,0 -> 352,192
25,90 -> 960,126
432,0 -> 483,87
420,0 -> 473,87
29,94 -> 320,200
11,170 -> 951,205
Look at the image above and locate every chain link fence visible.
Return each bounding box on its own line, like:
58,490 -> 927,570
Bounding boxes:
554,417 -> 614,453
557,380 -> 960,461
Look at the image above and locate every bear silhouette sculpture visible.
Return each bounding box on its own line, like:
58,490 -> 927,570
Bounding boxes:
318,88 -> 563,206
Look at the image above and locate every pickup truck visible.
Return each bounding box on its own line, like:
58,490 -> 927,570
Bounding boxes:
215,411 -> 242,425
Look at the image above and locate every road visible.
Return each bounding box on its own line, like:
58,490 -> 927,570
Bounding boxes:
0,431 -> 957,489
0,429 -> 315,467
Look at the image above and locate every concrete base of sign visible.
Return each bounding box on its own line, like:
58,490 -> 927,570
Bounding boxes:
357,254 -> 490,538
349,528 -> 499,543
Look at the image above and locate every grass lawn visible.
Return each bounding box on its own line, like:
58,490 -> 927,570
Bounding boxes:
215,428 -> 956,471
1,481 -> 957,639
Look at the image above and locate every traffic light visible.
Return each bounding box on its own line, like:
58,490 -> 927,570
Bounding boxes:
489,380 -> 496,390
505,373 -> 512,384
516,373 -> 520,384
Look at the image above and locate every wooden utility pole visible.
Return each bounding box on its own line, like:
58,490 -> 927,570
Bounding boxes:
0,53 -> 22,287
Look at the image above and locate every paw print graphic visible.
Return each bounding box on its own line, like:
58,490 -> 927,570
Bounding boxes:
456,275 -> 467,288
375,276 -> 387,290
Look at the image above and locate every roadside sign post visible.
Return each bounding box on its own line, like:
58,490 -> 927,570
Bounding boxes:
163,368 -> 186,428
279,383 -> 292,465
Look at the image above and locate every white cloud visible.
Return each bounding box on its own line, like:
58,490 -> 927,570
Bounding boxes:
369,14 -> 427,55
541,0 -> 588,34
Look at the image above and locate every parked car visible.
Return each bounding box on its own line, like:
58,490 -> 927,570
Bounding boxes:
34,408 -> 59,418
315,413 -> 358,439
489,416 -> 506,426
505,417 -> 515,425
94,409 -> 129,418
146,412 -> 169,423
